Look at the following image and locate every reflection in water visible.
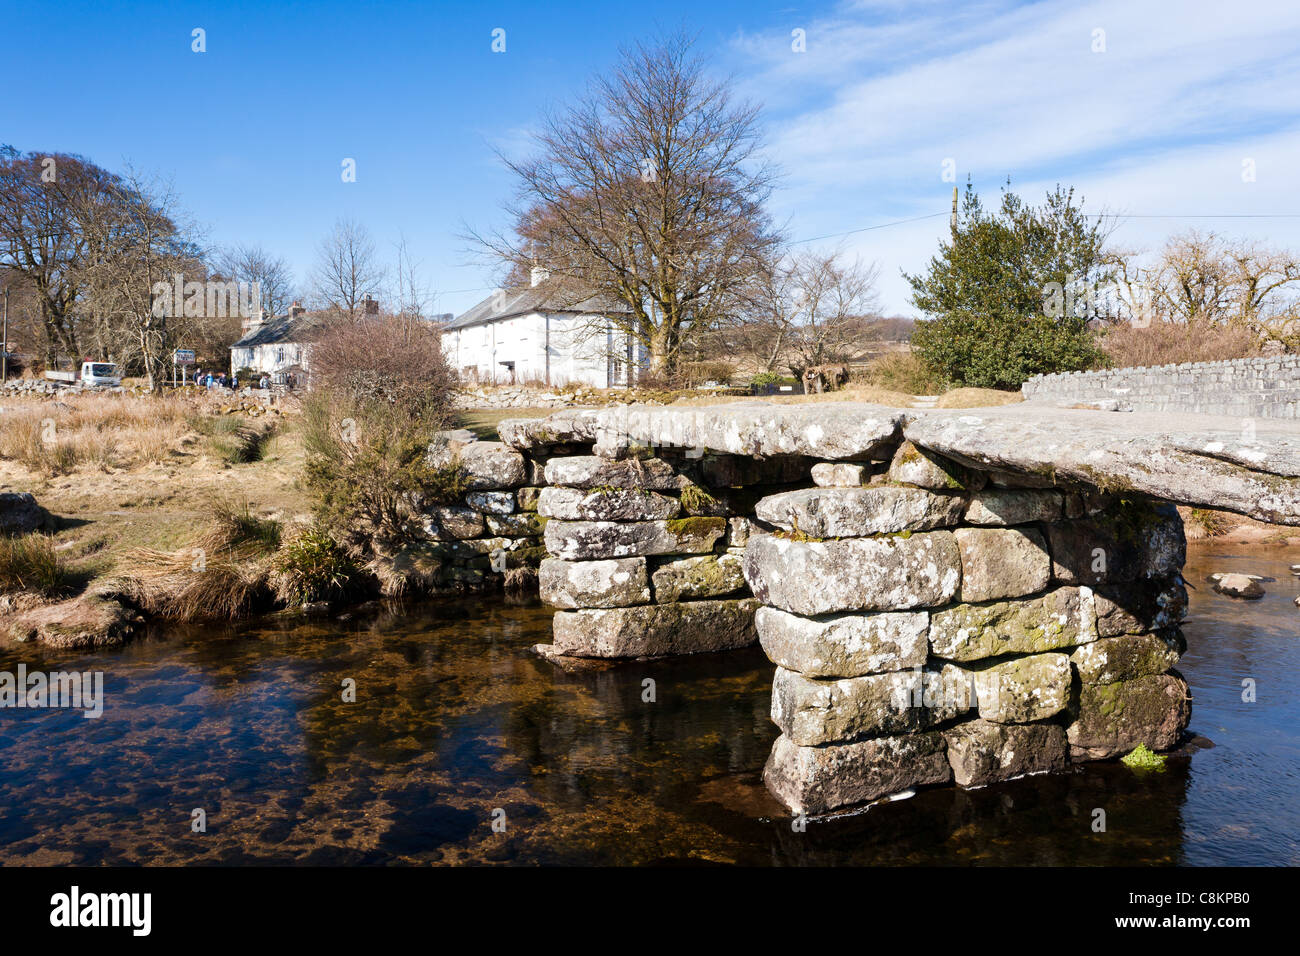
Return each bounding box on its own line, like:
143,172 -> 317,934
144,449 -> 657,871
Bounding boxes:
0,546 -> 1297,865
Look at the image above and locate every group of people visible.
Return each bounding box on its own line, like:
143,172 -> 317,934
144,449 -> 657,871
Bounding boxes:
192,369 -> 273,391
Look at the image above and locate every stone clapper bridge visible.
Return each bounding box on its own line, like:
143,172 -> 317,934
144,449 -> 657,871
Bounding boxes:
448,401 -> 1300,816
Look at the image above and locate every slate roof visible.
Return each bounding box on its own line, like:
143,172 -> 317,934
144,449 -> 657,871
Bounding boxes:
444,277 -> 631,332
231,311 -> 331,349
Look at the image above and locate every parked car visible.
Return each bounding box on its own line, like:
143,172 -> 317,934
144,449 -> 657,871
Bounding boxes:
43,361 -> 122,388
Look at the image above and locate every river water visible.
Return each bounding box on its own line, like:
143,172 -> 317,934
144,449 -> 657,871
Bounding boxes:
1,544 -> 1297,866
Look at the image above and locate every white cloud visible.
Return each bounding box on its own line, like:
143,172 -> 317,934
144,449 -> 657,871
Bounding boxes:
728,0 -> 1300,313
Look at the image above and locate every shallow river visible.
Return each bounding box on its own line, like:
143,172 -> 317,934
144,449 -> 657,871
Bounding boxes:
1,544 -> 1297,865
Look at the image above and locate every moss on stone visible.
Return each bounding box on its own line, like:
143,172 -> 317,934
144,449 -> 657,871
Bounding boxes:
679,483 -> 720,515
1120,742 -> 1168,771
665,516 -> 726,538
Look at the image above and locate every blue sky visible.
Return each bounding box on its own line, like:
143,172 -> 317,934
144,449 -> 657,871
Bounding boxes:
6,0 -> 1300,316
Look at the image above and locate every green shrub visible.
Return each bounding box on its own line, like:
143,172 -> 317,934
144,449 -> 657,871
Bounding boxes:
750,372 -> 798,388
857,352 -> 945,394
906,183 -> 1110,389
302,390 -> 453,544
272,529 -> 359,605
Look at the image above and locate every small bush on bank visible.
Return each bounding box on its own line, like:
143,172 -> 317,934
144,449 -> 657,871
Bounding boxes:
855,352 -> 946,395
302,315 -> 457,548
271,528 -> 359,605
0,535 -> 73,596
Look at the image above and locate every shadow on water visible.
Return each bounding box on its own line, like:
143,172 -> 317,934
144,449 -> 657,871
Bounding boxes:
0,544 -> 1297,865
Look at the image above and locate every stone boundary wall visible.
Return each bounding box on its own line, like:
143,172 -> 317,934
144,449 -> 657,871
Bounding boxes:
1022,355 -> 1300,418
451,385 -> 579,410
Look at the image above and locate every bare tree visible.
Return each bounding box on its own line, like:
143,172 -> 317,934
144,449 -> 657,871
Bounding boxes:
75,168 -> 203,390
215,243 -> 294,316
472,31 -> 783,378
311,217 -> 385,319
0,150 -> 119,363
1116,230 -> 1300,350
391,234 -> 436,334
733,249 -> 881,379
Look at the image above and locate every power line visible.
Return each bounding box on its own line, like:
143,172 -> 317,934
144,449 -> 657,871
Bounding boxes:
790,211 -> 949,245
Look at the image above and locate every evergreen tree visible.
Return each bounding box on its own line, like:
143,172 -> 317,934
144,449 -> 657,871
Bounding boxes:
907,181 -> 1112,389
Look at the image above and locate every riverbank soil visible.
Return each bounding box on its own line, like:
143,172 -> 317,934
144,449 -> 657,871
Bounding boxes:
1180,506 -> 1300,547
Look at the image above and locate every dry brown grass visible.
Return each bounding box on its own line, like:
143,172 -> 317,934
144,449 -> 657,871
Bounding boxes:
935,388 -> 1024,408
1100,319 -> 1262,369
117,499 -> 282,620
0,534 -> 75,596
664,385 -> 917,408
0,394 -> 193,476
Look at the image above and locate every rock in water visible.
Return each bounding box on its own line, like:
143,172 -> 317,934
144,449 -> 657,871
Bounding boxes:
1208,573 -> 1266,599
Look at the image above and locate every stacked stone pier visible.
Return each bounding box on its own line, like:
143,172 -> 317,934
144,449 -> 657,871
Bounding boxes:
495,401 -> 1300,814
745,448 -> 1192,815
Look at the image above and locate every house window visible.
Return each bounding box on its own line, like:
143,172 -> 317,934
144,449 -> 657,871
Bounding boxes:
276,347 -> 285,364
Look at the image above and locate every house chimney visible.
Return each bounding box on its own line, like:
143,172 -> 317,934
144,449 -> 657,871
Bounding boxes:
289,301 -> 306,318
242,308 -> 270,335
362,295 -> 379,315
530,266 -> 550,288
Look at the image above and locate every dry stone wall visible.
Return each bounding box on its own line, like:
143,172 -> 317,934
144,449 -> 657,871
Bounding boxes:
382,436 -> 546,595
531,451 -> 810,660
744,448 -> 1192,815
1022,355 -> 1300,418
492,407 -> 1198,816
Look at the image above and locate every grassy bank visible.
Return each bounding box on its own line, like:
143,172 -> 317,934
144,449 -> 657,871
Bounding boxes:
0,390 -> 311,593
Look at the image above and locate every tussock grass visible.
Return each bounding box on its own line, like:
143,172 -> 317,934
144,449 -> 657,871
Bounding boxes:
118,499 -> 282,620
0,535 -> 74,596
194,416 -> 274,464
270,528 -> 358,605
1189,508 -> 1233,537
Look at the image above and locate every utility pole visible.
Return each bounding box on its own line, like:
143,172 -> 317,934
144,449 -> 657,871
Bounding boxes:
2,287 -> 8,384
951,186 -> 959,233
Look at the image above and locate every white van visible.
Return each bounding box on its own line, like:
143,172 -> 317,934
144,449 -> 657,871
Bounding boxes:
79,361 -> 121,388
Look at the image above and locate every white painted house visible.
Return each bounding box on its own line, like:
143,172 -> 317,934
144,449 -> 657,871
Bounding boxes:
228,302 -> 327,386
442,270 -> 639,388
